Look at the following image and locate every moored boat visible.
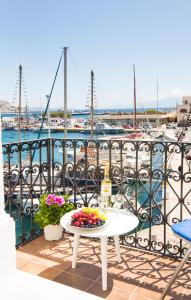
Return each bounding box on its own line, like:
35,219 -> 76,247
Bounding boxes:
81,122 -> 125,134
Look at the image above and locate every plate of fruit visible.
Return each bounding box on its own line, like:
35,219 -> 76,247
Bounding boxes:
70,207 -> 108,229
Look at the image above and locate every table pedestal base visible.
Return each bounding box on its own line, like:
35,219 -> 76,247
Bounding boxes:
72,233 -> 122,291
72,234 -> 79,269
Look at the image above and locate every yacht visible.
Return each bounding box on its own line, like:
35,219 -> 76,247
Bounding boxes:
29,123 -> 58,133
81,122 -> 125,135
143,122 -> 153,132
2,122 -> 17,130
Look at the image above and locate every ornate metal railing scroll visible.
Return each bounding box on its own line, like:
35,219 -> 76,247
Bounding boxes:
3,138 -> 50,246
3,137 -> 191,257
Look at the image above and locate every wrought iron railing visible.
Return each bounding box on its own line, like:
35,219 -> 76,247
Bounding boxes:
3,137 -> 191,257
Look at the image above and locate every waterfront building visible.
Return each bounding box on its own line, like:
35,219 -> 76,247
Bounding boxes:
96,112 -> 176,127
176,96 -> 191,123
0,100 -> 16,113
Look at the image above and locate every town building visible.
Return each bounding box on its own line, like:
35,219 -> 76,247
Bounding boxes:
96,112 -> 176,127
0,100 -> 16,113
176,96 -> 191,123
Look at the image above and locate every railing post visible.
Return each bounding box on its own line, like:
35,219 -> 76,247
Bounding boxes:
47,138 -> 52,193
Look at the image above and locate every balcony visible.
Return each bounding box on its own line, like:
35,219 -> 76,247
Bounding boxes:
16,234 -> 191,299
2,137 -> 191,298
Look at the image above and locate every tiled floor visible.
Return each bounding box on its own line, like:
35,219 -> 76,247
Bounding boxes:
16,234 -> 191,300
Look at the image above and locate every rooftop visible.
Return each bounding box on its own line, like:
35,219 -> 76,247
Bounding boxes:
16,234 -> 191,300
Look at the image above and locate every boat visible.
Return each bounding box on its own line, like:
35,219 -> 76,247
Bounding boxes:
143,121 -> 153,132
2,122 -> 17,130
103,131 -> 150,141
71,110 -> 90,115
29,124 -> 58,133
124,132 -> 146,139
58,147 -> 85,162
125,153 -> 150,169
81,122 -> 125,135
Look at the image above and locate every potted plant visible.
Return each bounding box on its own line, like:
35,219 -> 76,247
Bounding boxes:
34,193 -> 74,241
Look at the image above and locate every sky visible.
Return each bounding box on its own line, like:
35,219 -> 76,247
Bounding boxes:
1,0 -> 191,109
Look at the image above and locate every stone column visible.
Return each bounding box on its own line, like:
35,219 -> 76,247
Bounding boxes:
0,116 -> 16,280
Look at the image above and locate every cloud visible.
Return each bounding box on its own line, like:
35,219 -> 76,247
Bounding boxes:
169,89 -> 185,97
109,93 -> 124,100
160,89 -> 191,99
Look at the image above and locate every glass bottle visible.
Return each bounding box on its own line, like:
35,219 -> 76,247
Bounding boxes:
100,166 -> 112,208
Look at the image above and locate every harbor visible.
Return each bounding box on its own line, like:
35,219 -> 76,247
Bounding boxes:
2,64 -> 190,253
2,57 -> 191,255
1,109 -> 176,143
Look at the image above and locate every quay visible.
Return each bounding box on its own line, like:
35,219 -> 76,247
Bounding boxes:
96,112 -> 176,127
1,111 -> 176,133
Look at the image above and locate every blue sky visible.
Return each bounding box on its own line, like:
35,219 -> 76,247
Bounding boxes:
1,0 -> 191,109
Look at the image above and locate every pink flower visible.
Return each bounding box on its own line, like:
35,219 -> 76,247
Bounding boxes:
45,194 -> 65,207
46,199 -> 53,206
54,196 -> 65,207
45,194 -> 55,206
46,194 -> 56,200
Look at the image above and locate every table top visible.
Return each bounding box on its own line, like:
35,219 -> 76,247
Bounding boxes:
60,208 -> 139,238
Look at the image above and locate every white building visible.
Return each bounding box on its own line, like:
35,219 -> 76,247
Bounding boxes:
0,100 -> 16,112
176,96 -> 191,123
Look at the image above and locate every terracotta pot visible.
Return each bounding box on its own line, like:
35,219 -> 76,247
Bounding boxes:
44,224 -> 63,241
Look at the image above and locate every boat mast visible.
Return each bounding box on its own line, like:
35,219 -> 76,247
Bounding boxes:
32,50 -> 63,161
157,76 -> 159,128
18,65 -> 22,143
90,70 -> 94,139
25,103 -> 28,123
64,47 -> 68,139
46,95 -> 51,138
133,64 -> 137,131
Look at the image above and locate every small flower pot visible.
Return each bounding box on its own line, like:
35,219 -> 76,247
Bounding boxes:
44,224 -> 63,241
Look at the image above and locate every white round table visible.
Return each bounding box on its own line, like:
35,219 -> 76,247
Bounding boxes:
60,208 -> 139,291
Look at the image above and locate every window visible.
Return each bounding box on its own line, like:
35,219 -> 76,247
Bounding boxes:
180,108 -> 187,113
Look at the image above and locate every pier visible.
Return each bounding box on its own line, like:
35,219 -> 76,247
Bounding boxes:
96,112 -> 176,127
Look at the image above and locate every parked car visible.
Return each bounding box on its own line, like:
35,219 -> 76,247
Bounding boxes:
166,122 -> 176,129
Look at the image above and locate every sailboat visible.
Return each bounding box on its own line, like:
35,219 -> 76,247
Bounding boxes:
125,65 -> 149,139
99,65 -> 151,141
